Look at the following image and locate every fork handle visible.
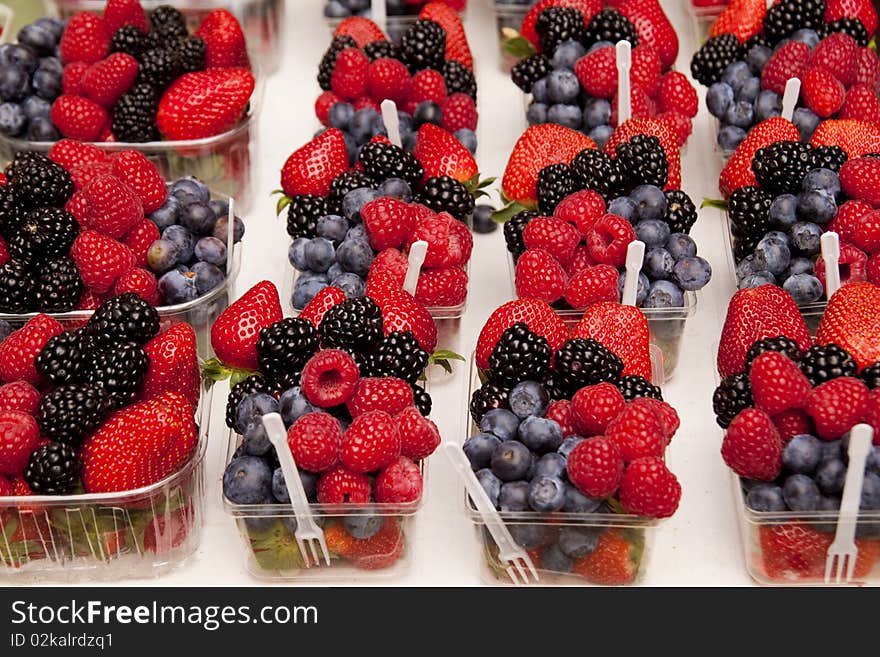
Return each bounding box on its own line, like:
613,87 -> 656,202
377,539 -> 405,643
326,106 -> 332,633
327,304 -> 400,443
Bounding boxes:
262,413 -> 316,526
838,424 -> 873,524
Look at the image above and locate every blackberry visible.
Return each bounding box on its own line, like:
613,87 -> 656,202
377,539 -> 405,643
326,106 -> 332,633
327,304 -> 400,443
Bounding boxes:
226,374 -> 278,428
174,36 -> 207,74
138,47 -> 182,91
541,372 -> 569,401
35,329 -> 94,385
663,190 -> 698,235
799,344 -> 857,387
487,323 -> 552,388
762,0 -> 827,45
0,186 -> 24,239
23,443 -> 81,495
535,6 -> 585,56
503,210 -> 537,260
256,318 -> 319,380
34,257 -> 82,313
319,297 -> 384,354
37,383 -> 111,447
511,54 -> 552,93
8,207 -> 79,263
552,338 -> 623,395
412,385 -> 433,417
0,260 -> 34,313
824,18 -> 869,46
6,153 -> 73,209
357,141 -> 424,186
618,375 -> 663,401
286,194 -> 326,239
85,343 -> 149,408
327,171 -> 372,215
417,176 -> 475,219
112,83 -> 159,142
365,331 -> 429,384
712,373 -> 752,428
364,40 -> 400,61
469,382 -> 509,424
744,336 -> 804,370
583,9 -> 639,48
752,141 -> 815,195
570,148 -> 623,200
318,35 -> 357,91
270,370 -> 302,393
537,163 -> 576,215
111,25 -> 147,57
728,186 -> 771,257
812,145 -> 848,172
690,34 -> 746,86
86,293 -> 159,347
400,19 -> 446,72
860,363 -> 880,390
614,135 -> 668,189
150,5 -> 188,39
443,60 -> 477,100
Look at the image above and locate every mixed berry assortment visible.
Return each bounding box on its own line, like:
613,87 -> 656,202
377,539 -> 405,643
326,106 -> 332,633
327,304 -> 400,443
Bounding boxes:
324,0 -> 466,19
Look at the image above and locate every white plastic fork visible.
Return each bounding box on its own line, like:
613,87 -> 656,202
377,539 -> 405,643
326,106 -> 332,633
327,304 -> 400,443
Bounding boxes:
444,442 -> 539,586
262,413 -> 331,568
824,423 -> 873,584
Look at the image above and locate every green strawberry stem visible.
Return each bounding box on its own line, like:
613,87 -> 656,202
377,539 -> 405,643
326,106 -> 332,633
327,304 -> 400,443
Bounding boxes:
501,30 -> 536,60
272,190 -> 291,216
464,174 -> 497,199
426,350 -> 466,376
492,200 -> 529,224
701,198 -> 728,210
201,358 -> 260,387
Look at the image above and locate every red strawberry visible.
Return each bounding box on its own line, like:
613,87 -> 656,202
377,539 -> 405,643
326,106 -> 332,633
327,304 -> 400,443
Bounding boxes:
374,455 -> 422,504
0,381 -> 40,416
286,412 -> 342,473
619,456 -> 681,518
441,93 -> 478,133
720,118 -> 801,197
420,1 -> 473,69
143,508 -> 189,554
839,84 -> 880,124
111,150 -> 167,213
333,16 -> 386,47
856,46 -> 880,91
347,517 -> 405,569
809,32 -> 858,87
367,275 -> 438,352
113,267 -> 159,305
566,435 -> 623,498
839,156 -> 880,207
570,382 -> 625,436
48,138 -> 107,170
656,71 -> 699,118
50,95 -> 109,142
82,52 -> 139,108
825,0 -> 878,35
315,91 -> 342,126
316,465 -> 371,504
347,377 -> 414,418
616,0 -> 678,69
141,324 -> 200,408
395,406 -> 440,460
586,213 -> 635,267
0,411 -> 39,476
565,264 -> 619,309
0,475 -> 10,496
657,110 -> 693,147
331,48 -> 370,100
555,189 -> 606,234
801,67 -> 845,118
522,216 -> 579,266
194,9 -> 249,69
514,248 -> 567,304
574,46 -> 617,99
572,528 -> 639,585
60,12 -> 110,65
62,61 -> 89,95
722,408 -> 783,480
300,286 -> 347,327
280,128 -> 349,198
811,119 -> 880,157
475,298 -> 569,370
103,0 -> 148,33
709,0 -> 766,42
805,376 -> 870,440
749,351 -> 812,415
413,123 -> 479,183
816,281 -> 880,369
759,523 -> 832,580
605,401 -> 666,461
0,315 -> 63,384
762,41 -> 810,95
301,349 -> 360,408
340,410 -> 401,474
122,219 -> 160,267
415,267 -> 468,307
210,281 -> 283,370
362,197 -> 416,251
156,68 -> 255,141
521,0 -> 602,49
83,174 -> 143,238
572,303 -> 652,379
367,58 -> 411,105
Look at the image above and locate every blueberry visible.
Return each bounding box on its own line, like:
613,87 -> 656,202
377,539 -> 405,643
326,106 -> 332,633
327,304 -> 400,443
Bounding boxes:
0,102 -> 24,136
235,393 -> 279,435
764,230 -> 789,245
820,440 -> 843,464
792,107 -> 820,141
791,28 -> 820,48
350,108 -> 379,143
279,386 -> 316,427
634,218 -> 670,245
540,543 -> 574,573
746,484 -> 787,512
223,456 -> 273,504
616,270 -> 649,305
413,101 -> 443,127
563,483 -> 602,512
783,273 -> 823,305
472,204 -> 497,234
26,115 -> 55,141
316,214 -> 349,243
546,68 -> 580,103
552,39 -> 586,69
31,67 -> 61,100
717,125 -> 747,152
304,237 -> 336,273
147,238 -> 182,273
476,468 -> 502,507
336,237 -> 374,276
643,247 -> 675,280
499,481 -> 531,512
157,268 -> 197,304
180,202 -> 217,235
343,514 -> 383,539
17,23 -> 58,56
786,257 -> 814,277
816,458 -> 847,495
192,261 -> 225,295
0,65 -> 29,102
558,436 -> 584,459
803,168 -> 840,198
518,416 -> 562,453
582,97 -> 611,129
665,233 -> 697,260
464,433 -> 502,470
368,109 -> 387,136
150,196 -> 180,230
170,176 -> 210,205
508,380 -> 549,418
209,198 -> 229,219
608,196 -> 638,222
706,82 -> 734,118
21,95 -> 50,120
490,441 -> 533,482
673,256 -> 712,291
547,103 -> 582,130
721,60 -> 751,94
769,193 -> 798,229
533,453 -> 566,479
194,236 -> 227,267
480,408 -> 520,442
860,473 -> 880,510
342,187 -> 380,222
740,272 -> 777,288
299,471 -> 318,501
528,475 -> 566,512
754,90 -> 782,121
0,45 -> 37,74
789,221 -> 822,255
526,101 -> 548,125
558,526 -> 601,558
531,76 -> 549,103
291,276 -> 328,309
868,446 -> 880,475
746,44 -> 773,74
783,474 -> 821,511
723,100 -> 755,129
782,434 -> 822,474
587,125 -> 613,149
242,420 -> 272,456
589,40 -> 614,52
324,0 -> 351,17
736,253 -> 759,281
736,76 -> 761,104
0,320 -> 12,342
288,237 -> 309,270
508,523 -> 548,549
754,237 -> 790,275
331,272 -> 365,298
643,279 -> 685,308
327,263 -> 344,280
454,128 -> 477,154
377,178 -> 412,202
797,190 -> 836,224
346,224 -> 367,242
329,102 -> 355,130
631,184 -> 668,222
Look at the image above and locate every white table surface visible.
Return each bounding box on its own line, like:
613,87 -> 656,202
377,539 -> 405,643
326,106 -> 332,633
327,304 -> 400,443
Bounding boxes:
75,0 -> 753,587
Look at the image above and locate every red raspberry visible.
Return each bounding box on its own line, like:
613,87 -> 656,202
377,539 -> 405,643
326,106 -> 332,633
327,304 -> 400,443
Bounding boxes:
564,264 -> 619,310
0,381 -> 41,416
369,248 -> 408,287
83,174 -> 143,238
566,436 -> 624,498
553,189 -> 606,235
850,209 -> 880,254
815,243 -> 867,289
60,12 -> 110,64
347,517 -> 405,570
574,45 -> 616,99
69,160 -> 113,192
395,406 -> 440,460
362,197 -> 416,251
0,237 -> 7,267
51,94 -> 110,142
287,411 -> 343,473
630,397 -> 680,443
840,156 -> 880,207
762,41 -> 810,95
122,219 -> 160,267
415,267 -> 468,307
331,48 -> 370,100
353,96 -> 381,112
347,377 -> 414,418
657,110 -> 693,147
749,351 -> 812,416
446,218 -> 473,265
76,290 -> 105,310
48,138 -> 106,170
0,475 -> 11,497
367,57 -> 411,106
802,67 -> 845,118
522,216 -> 580,267
82,52 -> 139,108
805,376 -> 870,440
0,315 -> 63,385
301,349 -> 360,408
619,456 -> 681,518
514,248 -> 567,304
869,252 -> 880,284
70,229 -> 135,293
839,84 -> 880,124
112,267 -> 159,305
0,411 -> 39,476
545,399 -> 577,437
103,0 -> 148,33
809,32 -> 858,87
605,401 -> 666,461
62,61 -> 89,95
340,410 -> 401,473
828,199 -> 872,242
722,408 -> 783,481
567,244 -> 596,276
773,408 -> 813,442
611,86 -> 656,126
656,71 -> 698,118
856,47 -> 880,91
65,190 -> 90,225
441,93 -> 478,132
571,383 -> 625,436
317,465 -> 371,504
111,150 -> 168,213
586,213 -> 636,266
374,455 -> 422,503
865,389 -> 880,443
315,91 -> 342,126
407,212 -> 452,269
630,45 -> 662,97
300,287 -> 346,327
409,68 -> 447,105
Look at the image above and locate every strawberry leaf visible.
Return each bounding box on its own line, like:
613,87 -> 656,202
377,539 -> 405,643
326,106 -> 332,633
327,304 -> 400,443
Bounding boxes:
275,194 -> 292,216
201,358 -> 259,386
501,31 -> 535,59
701,198 -> 728,210
429,349 -> 466,375
491,200 -> 529,224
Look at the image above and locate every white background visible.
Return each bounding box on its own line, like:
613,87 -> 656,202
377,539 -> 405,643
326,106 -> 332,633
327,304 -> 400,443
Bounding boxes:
96,0 -> 752,586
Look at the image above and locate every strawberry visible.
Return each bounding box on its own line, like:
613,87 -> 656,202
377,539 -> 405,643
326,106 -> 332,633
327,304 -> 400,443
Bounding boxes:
0,381 -> 40,416
656,71 -> 699,118
156,68 -> 255,141
720,118 -> 800,198
0,475 -> 10,496
709,0 -> 766,42
82,52 -> 139,108
0,411 -> 39,476
315,90 -> 342,126
855,47 -> 880,91
48,138 -> 107,171
806,376 -> 870,440
301,349 -> 360,408
441,93 -> 478,133
570,382 -> 625,436
762,41 -> 810,96
749,351 -> 812,415
143,508 -> 189,554
817,281 -> 880,369
346,377 -> 414,418
610,86 -> 656,126
722,408 -> 783,480
566,435 -> 623,498
825,0 -> 878,35
281,128 -> 350,198
839,156 -> 880,207
300,286 -> 346,327
0,315 -> 63,384
811,119 -> 880,157
413,123 -> 479,183
122,219 -> 160,267
333,16 -> 386,47
564,264 -> 619,309
604,402 -> 666,461
103,0 -> 148,34
521,0 -> 602,50
586,213 -> 635,266
572,529 -> 639,585
340,410 -> 401,474
420,1 -> 473,69
395,406 -> 440,460
362,197 -> 416,251
839,84 -> 880,124
113,267 -> 159,305
60,12 -> 110,65
522,216 -> 580,266
194,9 -> 249,69
572,303 -> 652,379
83,174 -> 143,238
475,298 -> 568,369
801,67 -> 846,118
657,110 -> 693,147
286,412 -> 342,473
603,117 -> 682,189
374,455 -> 422,504
210,281 -> 283,371
50,95 -> 109,142
515,248 -> 567,304
809,32 -> 858,87
574,46 -> 617,99
141,324 -> 200,408
367,58 -> 411,106
759,523 -> 832,580
367,275 -> 438,352
347,517 -> 405,570
619,456 -> 681,518
616,0 -> 678,69
502,124 -> 596,207
415,267 -> 468,307
111,150 -> 167,213
316,465 -> 371,504
331,48 -> 370,100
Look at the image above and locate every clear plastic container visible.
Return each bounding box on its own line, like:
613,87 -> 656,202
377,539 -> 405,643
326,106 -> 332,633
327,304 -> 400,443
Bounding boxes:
492,2 -> 532,72
463,348 -> 664,585
0,384 -> 213,582
324,3 -> 467,43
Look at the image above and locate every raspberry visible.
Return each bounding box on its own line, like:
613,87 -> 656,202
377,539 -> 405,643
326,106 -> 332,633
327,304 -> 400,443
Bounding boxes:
362,197 -> 416,251
48,139 -> 107,171
69,160 -> 114,192
346,377 -> 414,418
865,388 -> 880,441
630,45 -> 662,97
447,218 -> 473,263
748,351 -> 812,416
300,349 -> 360,408
122,219 -> 160,267
287,411 -> 343,473
566,436 -> 624,498
111,150 -> 168,213
50,95 -> 110,142
814,243 -> 868,289
316,465 -> 371,504
855,47 -> 880,91
367,57 -> 411,106
0,410 -> 39,476
112,267 -> 158,305
62,62 -> 89,96
869,253 -> 880,284
586,213 -> 636,266
809,32 -> 858,87
611,86 -> 656,126
70,230 -> 135,294
514,248 -> 567,304
840,84 -> 880,124
722,408 -> 783,481
409,68 -> 447,105
0,381 -> 40,416
369,249 -> 409,287
570,382 -> 625,436
618,456 -> 681,518
415,267 -> 468,307
553,189 -> 606,235
83,174 -> 143,238
850,209 -> 880,254
353,96 -> 381,112
374,455 -> 422,503
574,45 -> 616,99
60,12 -> 110,65
0,315 -> 64,385
441,93 -> 477,132
522,216 -> 580,267
761,41 -> 810,95
773,408 -> 813,441
82,52 -> 139,108
829,200 -> 873,243
802,67 -> 846,118
66,191 -> 90,225
545,399 -> 577,437
330,48 -> 370,100
315,91 -> 342,126
656,71 -> 698,118
395,406 -> 440,460
340,410 -> 401,474
630,397 -> 679,443
805,376 -> 870,440
604,401 -> 666,461
567,244 -> 596,276
407,212 -> 451,269
564,264 -> 619,310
